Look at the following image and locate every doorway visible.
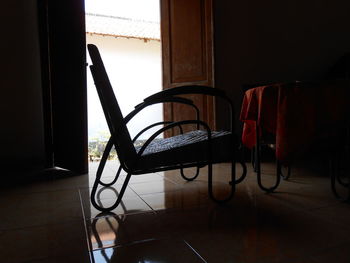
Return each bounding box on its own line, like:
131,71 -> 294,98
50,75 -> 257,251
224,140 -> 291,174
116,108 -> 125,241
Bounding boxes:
38,0 -> 214,174
85,0 -> 162,162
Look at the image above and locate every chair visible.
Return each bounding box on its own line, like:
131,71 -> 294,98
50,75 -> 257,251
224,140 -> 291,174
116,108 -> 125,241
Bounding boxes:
87,44 -> 246,212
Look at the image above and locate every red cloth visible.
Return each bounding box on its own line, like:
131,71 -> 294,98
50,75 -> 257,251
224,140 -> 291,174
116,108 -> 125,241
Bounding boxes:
240,84 -> 280,148
240,81 -> 350,164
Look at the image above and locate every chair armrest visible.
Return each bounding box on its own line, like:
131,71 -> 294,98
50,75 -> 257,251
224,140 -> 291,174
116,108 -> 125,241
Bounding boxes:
134,96 -> 193,109
132,121 -> 174,143
124,86 -> 235,136
124,96 -> 199,124
142,85 -> 235,132
143,85 -> 227,103
127,97 -> 201,143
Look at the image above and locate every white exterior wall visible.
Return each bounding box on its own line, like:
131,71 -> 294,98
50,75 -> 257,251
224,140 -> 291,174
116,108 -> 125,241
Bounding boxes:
86,34 -> 162,141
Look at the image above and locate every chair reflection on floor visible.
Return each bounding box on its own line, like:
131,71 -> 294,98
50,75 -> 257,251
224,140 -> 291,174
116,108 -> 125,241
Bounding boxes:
90,188 -> 130,263
87,44 -> 246,212
91,212 -> 122,263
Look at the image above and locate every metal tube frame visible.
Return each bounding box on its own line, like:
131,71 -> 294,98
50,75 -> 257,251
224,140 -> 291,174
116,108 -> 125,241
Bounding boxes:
90,87 -> 246,212
254,121 -> 282,193
91,119 -> 237,212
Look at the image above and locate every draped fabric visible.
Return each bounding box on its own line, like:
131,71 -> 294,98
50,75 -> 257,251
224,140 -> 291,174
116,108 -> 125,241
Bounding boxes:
240,81 -> 350,164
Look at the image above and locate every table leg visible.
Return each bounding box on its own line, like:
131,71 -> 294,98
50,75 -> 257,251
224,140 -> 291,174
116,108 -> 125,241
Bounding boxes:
255,121 -> 281,192
330,148 -> 350,202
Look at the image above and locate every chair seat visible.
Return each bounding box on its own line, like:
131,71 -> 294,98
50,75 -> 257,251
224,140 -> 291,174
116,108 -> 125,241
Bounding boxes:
134,130 -> 235,170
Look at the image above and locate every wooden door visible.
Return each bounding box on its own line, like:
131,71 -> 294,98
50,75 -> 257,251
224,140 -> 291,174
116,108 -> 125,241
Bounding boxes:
160,0 -> 215,136
38,0 -> 88,174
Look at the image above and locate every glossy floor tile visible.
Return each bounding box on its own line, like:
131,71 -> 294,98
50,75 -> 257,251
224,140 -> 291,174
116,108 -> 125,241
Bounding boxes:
92,238 -> 206,263
80,187 -> 153,219
1,160 -> 350,263
138,188 -> 210,210
0,220 -> 90,263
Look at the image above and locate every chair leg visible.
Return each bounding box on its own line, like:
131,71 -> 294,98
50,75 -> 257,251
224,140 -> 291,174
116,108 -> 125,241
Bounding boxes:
91,172 -> 132,212
90,141 -> 112,211
330,152 -> 350,202
180,166 -> 200,181
208,158 -> 236,203
90,137 -> 133,212
99,166 -> 124,187
94,138 -> 113,185
94,137 -> 124,187
96,186 -> 127,213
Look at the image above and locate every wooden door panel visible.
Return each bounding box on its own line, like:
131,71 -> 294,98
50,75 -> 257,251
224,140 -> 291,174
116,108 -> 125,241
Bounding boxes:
169,0 -> 206,83
161,0 -> 214,136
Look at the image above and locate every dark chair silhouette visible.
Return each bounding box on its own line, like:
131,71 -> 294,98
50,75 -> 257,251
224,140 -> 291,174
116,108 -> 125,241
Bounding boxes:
87,44 -> 246,212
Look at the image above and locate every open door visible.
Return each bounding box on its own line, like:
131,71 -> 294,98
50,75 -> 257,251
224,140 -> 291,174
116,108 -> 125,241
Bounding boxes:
160,0 -> 215,136
38,0 -> 88,174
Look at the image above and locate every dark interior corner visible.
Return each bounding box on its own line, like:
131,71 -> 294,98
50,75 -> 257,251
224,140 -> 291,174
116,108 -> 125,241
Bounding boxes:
213,0 -> 350,131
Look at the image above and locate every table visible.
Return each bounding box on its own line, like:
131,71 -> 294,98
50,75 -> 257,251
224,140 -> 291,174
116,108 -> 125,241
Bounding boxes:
240,80 -> 350,165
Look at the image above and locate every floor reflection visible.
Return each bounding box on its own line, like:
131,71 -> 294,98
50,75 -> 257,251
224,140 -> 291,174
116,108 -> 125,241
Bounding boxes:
84,161 -> 350,263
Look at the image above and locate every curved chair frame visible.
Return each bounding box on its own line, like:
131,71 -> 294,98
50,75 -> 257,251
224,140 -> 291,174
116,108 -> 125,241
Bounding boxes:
88,44 -> 247,212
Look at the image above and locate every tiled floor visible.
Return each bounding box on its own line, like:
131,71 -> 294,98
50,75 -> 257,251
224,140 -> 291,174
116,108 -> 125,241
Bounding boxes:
1,160 -> 350,263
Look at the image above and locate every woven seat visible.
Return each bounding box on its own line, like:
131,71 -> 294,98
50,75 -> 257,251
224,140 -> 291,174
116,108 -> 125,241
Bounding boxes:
87,44 -> 246,212
139,130 -> 230,155
135,130 -> 233,169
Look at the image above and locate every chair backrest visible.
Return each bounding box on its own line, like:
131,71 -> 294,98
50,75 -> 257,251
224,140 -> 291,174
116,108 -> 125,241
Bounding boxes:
87,44 -> 137,168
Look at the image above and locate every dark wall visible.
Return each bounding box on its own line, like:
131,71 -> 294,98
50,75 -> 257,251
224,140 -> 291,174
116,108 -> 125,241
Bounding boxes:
0,0 -> 46,173
213,0 -> 350,131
